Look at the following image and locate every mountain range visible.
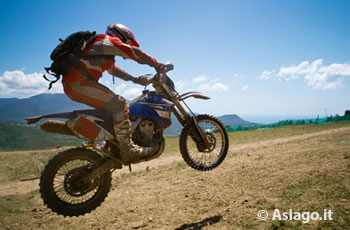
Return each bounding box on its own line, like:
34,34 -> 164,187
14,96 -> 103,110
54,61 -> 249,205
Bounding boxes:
0,94 -> 90,123
0,94 -> 257,134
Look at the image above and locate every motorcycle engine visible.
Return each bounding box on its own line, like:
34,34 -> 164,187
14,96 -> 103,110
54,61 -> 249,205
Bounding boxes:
133,119 -> 156,147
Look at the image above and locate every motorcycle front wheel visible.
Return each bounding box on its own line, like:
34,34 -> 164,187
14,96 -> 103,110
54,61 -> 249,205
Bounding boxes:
179,114 -> 229,171
40,147 -> 112,217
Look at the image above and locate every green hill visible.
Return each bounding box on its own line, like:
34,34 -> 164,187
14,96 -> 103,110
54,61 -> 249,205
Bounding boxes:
0,122 -> 81,151
0,93 -> 257,136
0,98 -> 19,107
0,94 -> 90,123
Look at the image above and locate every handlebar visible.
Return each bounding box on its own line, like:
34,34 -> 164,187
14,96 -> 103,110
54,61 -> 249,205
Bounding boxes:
162,63 -> 174,73
138,63 -> 174,88
151,62 -> 174,84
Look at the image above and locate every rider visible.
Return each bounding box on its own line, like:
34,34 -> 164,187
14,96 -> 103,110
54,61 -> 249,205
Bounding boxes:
62,24 -> 165,162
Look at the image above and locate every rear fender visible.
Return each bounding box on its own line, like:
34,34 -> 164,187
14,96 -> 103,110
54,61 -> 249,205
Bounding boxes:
40,120 -> 75,136
66,115 -> 114,141
26,112 -> 76,124
178,92 -> 210,101
26,110 -> 114,142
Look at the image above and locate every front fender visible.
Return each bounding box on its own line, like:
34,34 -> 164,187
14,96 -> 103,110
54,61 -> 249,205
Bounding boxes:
178,91 -> 210,101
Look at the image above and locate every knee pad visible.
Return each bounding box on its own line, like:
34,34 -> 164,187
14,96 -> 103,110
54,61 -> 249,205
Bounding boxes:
105,95 -> 129,123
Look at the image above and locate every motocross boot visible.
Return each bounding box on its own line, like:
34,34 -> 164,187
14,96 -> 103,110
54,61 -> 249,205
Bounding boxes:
113,120 -> 158,163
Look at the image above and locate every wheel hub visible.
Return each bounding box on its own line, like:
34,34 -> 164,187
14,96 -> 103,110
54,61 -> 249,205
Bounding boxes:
64,166 -> 97,197
203,133 -> 216,153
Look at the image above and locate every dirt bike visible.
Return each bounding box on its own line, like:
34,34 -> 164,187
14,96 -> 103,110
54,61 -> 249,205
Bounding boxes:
26,63 -> 229,217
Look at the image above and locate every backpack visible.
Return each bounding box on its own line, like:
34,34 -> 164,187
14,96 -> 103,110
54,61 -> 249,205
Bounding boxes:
43,31 -> 98,89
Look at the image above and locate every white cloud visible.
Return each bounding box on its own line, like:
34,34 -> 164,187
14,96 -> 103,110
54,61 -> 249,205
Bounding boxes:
198,82 -> 229,92
0,70 -> 63,98
193,75 -> 208,83
122,87 -> 142,99
260,59 -> 350,90
115,83 -> 127,92
259,70 -> 275,80
242,85 -> 249,90
278,59 -> 323,81
175,80 -> 188,91
197,83 -> 210,91
232,74 -> 242,79
191,74 -> 229,92
212,83 -> 229,91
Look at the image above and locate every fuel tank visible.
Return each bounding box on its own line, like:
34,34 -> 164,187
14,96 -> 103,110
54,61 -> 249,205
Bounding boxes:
129,92 -> 174,127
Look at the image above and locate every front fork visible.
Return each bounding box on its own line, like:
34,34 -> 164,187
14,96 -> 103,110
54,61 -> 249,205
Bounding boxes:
158,79 -> 211,149
173,108 -> 211,150
78,155 -> 121,185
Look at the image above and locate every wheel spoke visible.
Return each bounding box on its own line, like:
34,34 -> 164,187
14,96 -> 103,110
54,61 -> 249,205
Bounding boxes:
40,148 -> 112,216
182,116 -> 228,169
50,158 -> 100,205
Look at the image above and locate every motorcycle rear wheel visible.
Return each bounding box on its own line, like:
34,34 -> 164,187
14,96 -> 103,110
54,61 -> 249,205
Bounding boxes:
40,147 -> 112,217
179,114 -> 229,171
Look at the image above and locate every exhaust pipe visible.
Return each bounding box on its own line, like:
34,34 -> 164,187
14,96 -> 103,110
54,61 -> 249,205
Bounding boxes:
40,120 -> 75,136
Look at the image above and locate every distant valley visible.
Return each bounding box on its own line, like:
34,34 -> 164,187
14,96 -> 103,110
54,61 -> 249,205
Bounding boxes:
0,93 -> 257,128
0,93 -> 257,150
0,94 -> 90,123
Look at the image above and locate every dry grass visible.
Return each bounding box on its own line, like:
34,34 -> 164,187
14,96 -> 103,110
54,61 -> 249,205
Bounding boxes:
227,121 -> 350,145
0,122 -> 349,229
0,151 -> 58,183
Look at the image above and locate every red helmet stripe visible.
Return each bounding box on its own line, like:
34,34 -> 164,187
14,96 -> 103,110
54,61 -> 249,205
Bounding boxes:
106,23 -> 139,47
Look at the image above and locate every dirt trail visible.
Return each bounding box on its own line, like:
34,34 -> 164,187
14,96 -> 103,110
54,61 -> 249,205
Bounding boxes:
1,126 -> 349,197
0,146 -> 72,156
230,126 -> 350,152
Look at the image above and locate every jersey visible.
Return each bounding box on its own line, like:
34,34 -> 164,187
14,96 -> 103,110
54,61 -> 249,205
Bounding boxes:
62,34 -> 158,84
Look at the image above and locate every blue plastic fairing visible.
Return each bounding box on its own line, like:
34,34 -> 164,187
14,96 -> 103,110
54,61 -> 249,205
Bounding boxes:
129,94 -> 174,126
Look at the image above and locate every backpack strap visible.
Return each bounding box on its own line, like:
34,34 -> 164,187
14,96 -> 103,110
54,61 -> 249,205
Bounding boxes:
68,54 -> 96,81
43,68 -> 61,90
43,54 -> 114,89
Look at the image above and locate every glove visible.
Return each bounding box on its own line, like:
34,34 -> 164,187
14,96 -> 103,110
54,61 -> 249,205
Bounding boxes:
155,63 -> 166,73
135,75 -> 153,86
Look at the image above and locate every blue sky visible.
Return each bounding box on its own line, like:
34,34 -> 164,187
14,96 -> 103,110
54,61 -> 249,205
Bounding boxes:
0,0 -> 349,122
